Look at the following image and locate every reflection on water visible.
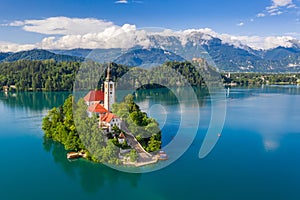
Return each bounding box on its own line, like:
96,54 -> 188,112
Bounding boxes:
0,92 -> 71,111
131,87 -> 210,147
227,85 -> 300,99
227,86 -> 300,152
0,92 -> 72,136
43,137 -> 142,193
133,87 -> 209,107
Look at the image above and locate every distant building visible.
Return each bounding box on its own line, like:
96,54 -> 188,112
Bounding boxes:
99,112 -> 121,132
192,57 -> 205,64
2,85 -> 17,92
3,86 -> 8,92
10,85 -> 16,91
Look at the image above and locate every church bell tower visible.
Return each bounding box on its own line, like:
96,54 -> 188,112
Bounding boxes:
104,64 -> 115,112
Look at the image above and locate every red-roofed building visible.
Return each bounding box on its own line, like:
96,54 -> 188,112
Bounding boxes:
84,90 -> 104,106
84,66 -> 121,133
99,112 -> 121,132
87,103 -> 108,117
118,132 -> 126,144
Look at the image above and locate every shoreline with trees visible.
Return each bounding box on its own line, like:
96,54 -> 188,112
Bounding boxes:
1,60 -> 300,92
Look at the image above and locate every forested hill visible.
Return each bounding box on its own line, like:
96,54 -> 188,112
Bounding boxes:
1,59 -> 300,92
0,60 -> 209,91
0,60 -> 81,91
0,52 -> 11,61
0,60 -> 131,91
0,49 -> 84,63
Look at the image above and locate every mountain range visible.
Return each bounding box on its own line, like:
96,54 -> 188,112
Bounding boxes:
1,32 -> 300,72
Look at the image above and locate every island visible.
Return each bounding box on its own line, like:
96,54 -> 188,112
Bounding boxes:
42,65 -> 165,166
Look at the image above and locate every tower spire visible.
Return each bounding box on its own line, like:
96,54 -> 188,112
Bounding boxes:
106,64 -> 111,81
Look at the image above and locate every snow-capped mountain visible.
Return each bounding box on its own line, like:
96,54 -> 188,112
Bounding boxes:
2,31 -> 300,72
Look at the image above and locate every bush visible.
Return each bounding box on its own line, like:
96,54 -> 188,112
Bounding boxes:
129,149 -> 138,162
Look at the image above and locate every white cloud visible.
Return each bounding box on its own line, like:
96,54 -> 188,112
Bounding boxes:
221,34 -> 294,50
256,13 -> 266,17
0,17 -> 298,52
1,17 -> 150,51
8,20 -> 25,26
287,3 -> 296,8
237,22 -> 244,26
266,0 -> 295,15
255,0 -> 296,18
179,28 -> 295,50
38,23 -> 150,50
270,10 -> 283,15
0,41 -> 36,52
115,0 -> 128,3
272,0 -> 293,7
8,17 -> 114,35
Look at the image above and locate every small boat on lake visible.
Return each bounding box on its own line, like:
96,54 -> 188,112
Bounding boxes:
67,151 -> 86,160
67,152 -> 81,159
158,150 -> 168,160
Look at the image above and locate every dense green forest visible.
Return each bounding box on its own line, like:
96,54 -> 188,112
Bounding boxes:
0,60 -> 80,91
1,60 -> 300,92
0,60 -> 209,91
0,60 -> 130,91
222,73 -> 300,86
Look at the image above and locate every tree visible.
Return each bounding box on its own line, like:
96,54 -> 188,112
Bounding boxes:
45,77 -> 52,91
146,135 -> 161,152
42,95 -> 84,153
100,140 -> 119,164
112,125 -> 121,134
129,149 -> 138,162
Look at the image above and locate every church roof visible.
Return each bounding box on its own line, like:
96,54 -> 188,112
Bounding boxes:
87,103 -> 108,114
100,113 -> 119,123
84,90 -> 104,102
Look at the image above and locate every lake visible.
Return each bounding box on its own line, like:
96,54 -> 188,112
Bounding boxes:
1,86 -> 300,200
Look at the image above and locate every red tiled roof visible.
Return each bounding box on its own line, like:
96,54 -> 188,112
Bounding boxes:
87,103 -> 108,114
84,90 -> 104,102
100,113 -> 119,123
119,132 -> 125,139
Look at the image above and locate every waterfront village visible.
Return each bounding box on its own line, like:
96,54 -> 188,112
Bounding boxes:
67,66 -> 168,166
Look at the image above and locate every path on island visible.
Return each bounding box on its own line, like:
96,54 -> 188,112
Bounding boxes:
121,121 -> 158,165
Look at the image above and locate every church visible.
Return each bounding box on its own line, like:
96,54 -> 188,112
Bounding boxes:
84,65 -> 121,133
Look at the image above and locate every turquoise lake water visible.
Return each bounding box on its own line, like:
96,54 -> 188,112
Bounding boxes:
1,86 -> 300,200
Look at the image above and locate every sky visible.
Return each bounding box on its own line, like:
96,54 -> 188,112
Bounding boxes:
0,0 -> 300,52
